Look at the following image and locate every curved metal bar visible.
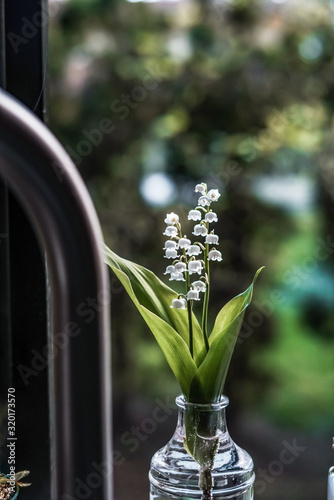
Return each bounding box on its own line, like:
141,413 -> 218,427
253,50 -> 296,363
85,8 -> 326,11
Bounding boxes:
0,88 -> 113,500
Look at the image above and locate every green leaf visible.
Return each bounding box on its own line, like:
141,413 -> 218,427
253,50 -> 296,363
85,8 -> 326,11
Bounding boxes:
139,305 -> 197,397
103,244 -> 199,396
189,267 -> 264,403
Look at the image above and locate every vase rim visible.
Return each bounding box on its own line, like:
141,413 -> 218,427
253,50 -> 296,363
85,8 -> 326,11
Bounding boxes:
175,394 -> 229,410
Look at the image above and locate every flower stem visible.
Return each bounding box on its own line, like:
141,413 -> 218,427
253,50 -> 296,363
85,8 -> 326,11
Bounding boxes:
201,241 -> 210,353
182,239 -> 194,358
199,467 -> 213,500
187,299 -> 194,358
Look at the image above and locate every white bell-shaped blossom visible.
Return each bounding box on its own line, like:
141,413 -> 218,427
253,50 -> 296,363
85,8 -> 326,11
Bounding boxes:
163,226 -> 178,237
187,245 -> 201,257
188,209 -> 202,221
193,224 -> 208,237
208,249 -> 223,261
170,271 -> 186,282
188,260 -> 203,275
175,262 -> 187,273
195,183 -> 206,194
192,280 -> 206,293
207,189 -> 221,202
187,290 -> 200,301
163,240 -> 178,250
205,233 -> 219,245
198,195 -> 211,207
178,237 -> 191,249
164,212 -> 179,225
170,298 -> 187,309
164,248 -> 178,259
164,265 -> 175,275
205,212 -> 218,223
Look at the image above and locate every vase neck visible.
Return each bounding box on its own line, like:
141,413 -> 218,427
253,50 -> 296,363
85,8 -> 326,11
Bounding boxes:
175,396 -> 229,438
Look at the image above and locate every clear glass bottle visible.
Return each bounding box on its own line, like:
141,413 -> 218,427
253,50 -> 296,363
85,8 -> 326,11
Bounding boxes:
149,395 -> 254,500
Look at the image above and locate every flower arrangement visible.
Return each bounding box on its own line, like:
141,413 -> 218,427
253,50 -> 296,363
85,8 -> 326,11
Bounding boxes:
0,471 -> 31,499
104,182 -> 263,497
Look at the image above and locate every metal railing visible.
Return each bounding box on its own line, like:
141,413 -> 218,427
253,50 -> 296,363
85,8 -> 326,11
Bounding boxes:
0,88 -> 113,500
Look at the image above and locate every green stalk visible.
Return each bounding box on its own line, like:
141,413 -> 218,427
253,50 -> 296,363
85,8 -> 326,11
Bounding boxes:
201,242 -> 210,352
184,253 -> 193,358
184,262 -> 194,359
187,298 -> 194,358
179,225 -> 193,359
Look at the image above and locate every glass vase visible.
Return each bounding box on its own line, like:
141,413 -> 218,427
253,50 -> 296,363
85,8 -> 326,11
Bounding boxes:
149,395 -> 254,500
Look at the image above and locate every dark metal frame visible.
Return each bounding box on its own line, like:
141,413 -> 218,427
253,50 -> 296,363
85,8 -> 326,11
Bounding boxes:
0,89 -> 113,499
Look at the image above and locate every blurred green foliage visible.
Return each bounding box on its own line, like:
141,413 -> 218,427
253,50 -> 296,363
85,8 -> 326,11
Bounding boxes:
49,0 -> 334,433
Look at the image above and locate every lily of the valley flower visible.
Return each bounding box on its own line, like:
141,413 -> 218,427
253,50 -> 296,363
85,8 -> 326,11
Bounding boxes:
178,237 -> 191,249
208,249 -> 223,261
188,260 -> 203,275
207,189 -> 221,202
187,289 -> 200,301
205,233 -> 219,245
188,209 -> 202,221
170,298 -> 187,309
165,248 -> 178,259
164,212 -> 179,225
198,195 -> 211,207
192,280 -> 206,292
164,265 -> 175,275
187,245 -> 202,257
195,183 -> 207,194
170,271 -> 186,281
162,184 -> 222,340
193,224 -> 208,236
163,226 -> 178,237
164,240 -> 178,250
175,262 -> 187,272
205,211 -> 218,223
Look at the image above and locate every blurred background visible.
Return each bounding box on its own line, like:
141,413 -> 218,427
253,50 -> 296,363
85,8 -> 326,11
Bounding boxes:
48,0 -> 334,498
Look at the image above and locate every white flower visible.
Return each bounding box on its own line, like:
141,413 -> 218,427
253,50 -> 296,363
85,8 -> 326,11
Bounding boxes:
207,189 -> 221,202
164,248 -> 178,259
170,298 -> 187,309
187,290 -> 200,301
164,212 -> 179,225
163,240 -> 178,250
205,233 -> 219,245
163,226 -> 178,237
164,265 -> 175,275
198,195 -> 211,207
188,209 -> 202,221
192,280 -> 206,293
208,249 -> 223,261
178,237 -> 191,249
170,271 -> 186,282
205,212 -> 218,223
187,245 -> 202,257
195,183 -> 206,194
188,260 -> 203,275
193,224 -> 208,237
175,262 -> 187,272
